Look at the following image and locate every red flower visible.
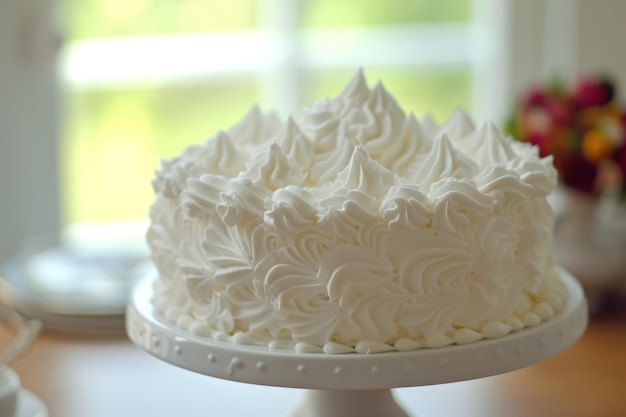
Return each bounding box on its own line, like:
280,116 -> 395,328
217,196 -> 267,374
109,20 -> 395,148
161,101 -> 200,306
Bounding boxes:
553,151 -> 597,194
544,97 -> 572,126
523,88 -> 548,109
527,132 -> 550,157
573,77 -> 614,108
614,146 -> 626,179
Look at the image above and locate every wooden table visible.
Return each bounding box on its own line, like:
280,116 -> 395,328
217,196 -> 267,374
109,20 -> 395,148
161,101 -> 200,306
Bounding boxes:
3,310 -> 626,417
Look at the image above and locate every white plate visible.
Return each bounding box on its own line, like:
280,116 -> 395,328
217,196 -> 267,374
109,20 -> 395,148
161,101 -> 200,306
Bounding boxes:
16,390 -> 47,417
1,237 -> 154,333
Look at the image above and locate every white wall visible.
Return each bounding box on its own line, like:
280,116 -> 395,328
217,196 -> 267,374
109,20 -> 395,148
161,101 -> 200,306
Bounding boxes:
576,0 -> 626,99
0,0 -> 61,262
492,0 -> 626,118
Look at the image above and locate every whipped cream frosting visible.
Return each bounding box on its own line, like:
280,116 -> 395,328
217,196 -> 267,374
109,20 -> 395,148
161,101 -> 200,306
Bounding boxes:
148,70 -> 566,353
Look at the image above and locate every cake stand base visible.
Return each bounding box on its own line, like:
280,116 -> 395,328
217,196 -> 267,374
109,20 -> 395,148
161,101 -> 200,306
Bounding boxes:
287,389 -> 409,417
127,268 -> 587,417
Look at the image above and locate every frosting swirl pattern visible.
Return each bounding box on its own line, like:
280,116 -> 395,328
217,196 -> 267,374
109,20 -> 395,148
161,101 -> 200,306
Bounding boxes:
148,70 -> 566,353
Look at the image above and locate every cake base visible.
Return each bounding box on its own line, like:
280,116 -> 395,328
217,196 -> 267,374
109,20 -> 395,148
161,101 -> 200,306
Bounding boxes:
126,268 -> 587,416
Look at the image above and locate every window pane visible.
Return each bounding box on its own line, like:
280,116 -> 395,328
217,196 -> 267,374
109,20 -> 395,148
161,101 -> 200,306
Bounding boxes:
61,79 -> 259,224
60,0 -> 258,40
58,0 -> 478,227
302,0 -> 471,27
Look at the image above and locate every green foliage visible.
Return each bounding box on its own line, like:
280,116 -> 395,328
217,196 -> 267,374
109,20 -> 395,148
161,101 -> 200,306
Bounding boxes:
301,0 -> 470,27
59,0 -> 258,39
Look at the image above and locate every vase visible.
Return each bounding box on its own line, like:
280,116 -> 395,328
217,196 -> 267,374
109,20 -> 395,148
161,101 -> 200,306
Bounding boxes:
552,187 -> 626,312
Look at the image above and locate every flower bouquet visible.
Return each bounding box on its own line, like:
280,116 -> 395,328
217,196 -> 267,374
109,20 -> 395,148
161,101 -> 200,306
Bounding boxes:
506,76 -> 626,196
507,75 -> 626,310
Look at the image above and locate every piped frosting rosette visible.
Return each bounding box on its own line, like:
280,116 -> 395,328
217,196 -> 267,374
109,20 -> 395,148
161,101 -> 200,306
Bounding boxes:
148,70 -> 566,353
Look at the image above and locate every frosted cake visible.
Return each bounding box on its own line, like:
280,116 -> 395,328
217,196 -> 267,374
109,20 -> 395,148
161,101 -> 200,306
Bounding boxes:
147,71 -> 567,354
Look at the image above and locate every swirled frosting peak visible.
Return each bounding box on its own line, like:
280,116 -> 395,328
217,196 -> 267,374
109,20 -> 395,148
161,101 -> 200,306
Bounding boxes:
148,70 -> 566,354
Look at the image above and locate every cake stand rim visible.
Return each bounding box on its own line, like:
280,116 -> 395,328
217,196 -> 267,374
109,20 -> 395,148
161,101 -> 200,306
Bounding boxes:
125,268 -> 588,390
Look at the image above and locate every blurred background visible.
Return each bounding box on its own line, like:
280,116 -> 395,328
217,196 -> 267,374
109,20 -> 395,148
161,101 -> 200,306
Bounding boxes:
1,2 -> 626,417
1,0 -> 626,323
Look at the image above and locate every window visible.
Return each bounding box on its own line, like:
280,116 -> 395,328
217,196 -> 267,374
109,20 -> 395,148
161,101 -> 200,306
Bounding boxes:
58,0 -> 483,228
4,1 -> 624,262
12,0 -> 564,261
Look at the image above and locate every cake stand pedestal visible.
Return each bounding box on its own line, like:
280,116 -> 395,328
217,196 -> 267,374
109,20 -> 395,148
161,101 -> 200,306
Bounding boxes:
126,269 -> 587,417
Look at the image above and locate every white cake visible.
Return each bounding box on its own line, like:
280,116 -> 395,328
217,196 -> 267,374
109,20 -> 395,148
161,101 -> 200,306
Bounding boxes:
147,71 -> 567,354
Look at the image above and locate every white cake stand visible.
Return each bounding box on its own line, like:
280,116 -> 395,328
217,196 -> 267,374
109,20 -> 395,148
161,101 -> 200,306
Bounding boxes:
126,269 -> 587,417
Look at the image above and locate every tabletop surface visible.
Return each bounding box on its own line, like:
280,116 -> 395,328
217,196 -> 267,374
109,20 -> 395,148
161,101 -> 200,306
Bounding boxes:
2,302 -> 626,417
